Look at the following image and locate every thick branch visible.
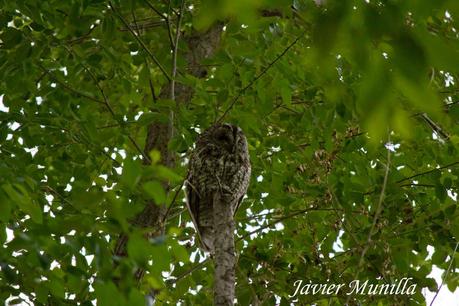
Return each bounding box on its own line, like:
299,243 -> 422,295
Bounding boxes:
213,191 -> 236,306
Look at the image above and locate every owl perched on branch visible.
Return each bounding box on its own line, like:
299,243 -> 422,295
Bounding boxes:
185,124 -> 251,252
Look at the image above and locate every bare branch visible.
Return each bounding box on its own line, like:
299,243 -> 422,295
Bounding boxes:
144,59 -> 158,104
144,0 -> 167,19
420,113 -> 450,140
396,161 -> 459,183
430,241 -> 459,306
119,20 -> 166,32
168,258 -> 210,284
167,0 -> 186,142
165,0 -> 176,49
161,179 -> 185,223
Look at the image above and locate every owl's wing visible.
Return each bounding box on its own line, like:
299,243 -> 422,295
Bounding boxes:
233,195 -> 244,217
185,177 -> 213,252
233,163 -> 251,216
185,176 -> 201,230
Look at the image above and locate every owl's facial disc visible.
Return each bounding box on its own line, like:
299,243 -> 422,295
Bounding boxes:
214,126 -> 234,150
214,124 -> 237,153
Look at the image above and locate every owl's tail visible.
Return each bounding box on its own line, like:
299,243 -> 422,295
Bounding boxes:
199,225 -> 214,252
197,195 -> 215,253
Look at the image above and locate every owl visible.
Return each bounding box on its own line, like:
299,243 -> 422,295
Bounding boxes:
185,123 -> 251,252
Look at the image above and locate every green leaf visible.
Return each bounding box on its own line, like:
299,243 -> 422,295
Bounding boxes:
4,2 -> 459,305
435,184 -> 447,203
170,240 -> 189,263
120,159 -> 142,190
127,233 -> 151,264
2,184 -> 42,224
0,12 -> 11,28
0,225 -> 5,245
102,15 -> 116,41
35,285 -> 49,303
149,150 -> 161,164
94,281 -> 125,306
150,244 -> 171,274
138,112 -> 169,125
155,165 -> 182,183
1,28 -> 22,49
128,289 -> 145,305
279,79 -> 291,106
49,278 -> 65,299
0,190 -> 12,222
143,181 -> 166,205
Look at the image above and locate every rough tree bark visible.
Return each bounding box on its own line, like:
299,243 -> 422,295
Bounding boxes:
213,191 -> 236,305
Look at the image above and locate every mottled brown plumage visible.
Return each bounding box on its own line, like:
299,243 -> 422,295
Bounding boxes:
185,124 -> 251,252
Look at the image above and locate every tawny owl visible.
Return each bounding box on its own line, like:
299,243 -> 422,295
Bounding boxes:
185,123 -> 251,252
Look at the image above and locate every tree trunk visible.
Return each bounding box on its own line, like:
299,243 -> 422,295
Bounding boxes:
213,191 -> 236,306
113,21 -> 224,284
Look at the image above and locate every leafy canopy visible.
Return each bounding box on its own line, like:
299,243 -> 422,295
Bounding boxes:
1,0 -> 459,305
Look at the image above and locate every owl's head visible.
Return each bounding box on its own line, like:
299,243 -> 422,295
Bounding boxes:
211,123 -> 247,154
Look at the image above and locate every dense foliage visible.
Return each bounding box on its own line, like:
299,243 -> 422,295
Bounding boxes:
1,0 -> 459,305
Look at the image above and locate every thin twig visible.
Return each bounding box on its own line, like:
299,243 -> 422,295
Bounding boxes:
399,183 -> 435,188
167,0 -> 185,142
130,6 -> 140,37
236,207 -> 365,222
37,63 -> 105,104
166,207 -> 186,221
67,24 -> 99,45
127,135 -> 150,162
346,134 -> 391,304
216,32 -> 304,123
396,161 -> 459,183
236,206 -> 314,242
97,122 -> 137,129
165,0 -> 176,49
168,258 -> 210,284
361,140 -> 391,265
418,113 -> 450,140
161,180 -> 185,223
170,0 -> 185,101
144,59 -> 158,104
429,241 -> 459,306
119,20 -> 166,32
64,45 -> 150,162
330,190 -> 388,282
144,0 -> 167,19
109,1 -> 172,81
